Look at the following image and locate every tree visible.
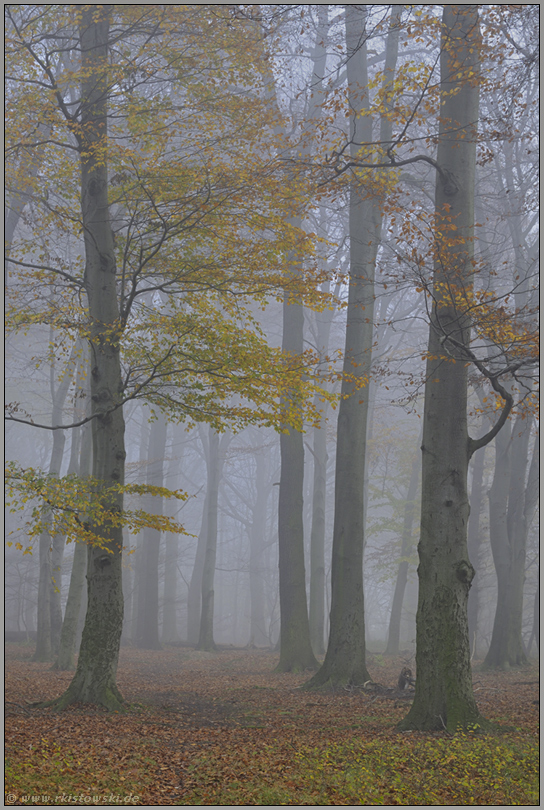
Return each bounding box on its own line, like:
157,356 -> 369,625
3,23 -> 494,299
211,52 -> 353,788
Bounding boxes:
466,435 -> 487,660
6,4 -> 333,707
187,491 -> 208,645
162,430 -> 185,645
54,416 -> 91,671
306,3 -> 401,689
475,16 -> 539,668
307,285 -> 336,656
483,417 -> 538,669
276,265 -> 318,669
398,4 -> 489,731
197,427 -> 231,651
221,432 -> 276,649
247,445 -> 273,648
33,345 -> 77,662
51,5 -> 127,709
384,434 -> 420,656
396,5 -> 538,730
258,7 -> 328,673
135,413 -> 168,650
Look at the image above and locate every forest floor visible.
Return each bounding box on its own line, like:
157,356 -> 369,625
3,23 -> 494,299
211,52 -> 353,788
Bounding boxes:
4,643 -> 539,806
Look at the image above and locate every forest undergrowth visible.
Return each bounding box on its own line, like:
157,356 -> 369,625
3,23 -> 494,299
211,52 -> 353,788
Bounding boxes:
4,644 -> 539,806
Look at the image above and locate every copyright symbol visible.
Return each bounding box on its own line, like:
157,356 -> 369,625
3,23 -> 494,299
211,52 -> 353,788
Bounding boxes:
6,794 -> 17,804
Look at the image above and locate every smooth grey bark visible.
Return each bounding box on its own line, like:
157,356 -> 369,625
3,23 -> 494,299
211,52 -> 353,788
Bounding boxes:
248,450 -> 270,648
306,9 -> 332,660
398,6 -> 486,732
483,421 -> 539,669
275,254 -> 318,671
50,356 -> 85,656
53,5 -> 126,710
276,401 -> 317,671
34,342 -> 77,661
219,436 -> 272,648
54,418 -> 91,670
307,290 -> 342,657
384,441 -> 420,656
466,440 -> 486,659
477,132 -> 538,669
198,428 -> 230,651
187,493 -> 208,644
136,414 -> 167,649
126,412 -> 150,644
162,543 -> 180,642
274,11 -> 333,674
120,529 -> 134,646
308,400 -> 328,656
306,4 -> 400,689
35,528 -> 54,661
162,443 -> 183,644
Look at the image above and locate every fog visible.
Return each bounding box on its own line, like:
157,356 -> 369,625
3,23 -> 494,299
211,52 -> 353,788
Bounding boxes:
5,5 -> 538,693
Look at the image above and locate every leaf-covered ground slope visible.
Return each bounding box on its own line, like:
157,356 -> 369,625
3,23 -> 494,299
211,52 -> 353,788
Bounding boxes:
5,644 -> 539,806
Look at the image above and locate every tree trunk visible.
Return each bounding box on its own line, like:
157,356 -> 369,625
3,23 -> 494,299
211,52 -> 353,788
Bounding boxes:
384,441 -> 420,656
52,5 -> 126,710
162,442 -> 183,644
305,8 -> 331,661
162,537 -> 180,642
198,429 -> 229,651
398,5 -> 485,732
275,267 -> 318,672
34,343 -> 76,661
483,421 -> 538,669
136,414 -> 167,650
309,405 -> 328,656
34,525 -> 54,662
120,529 -> 134,646
305,3 -> 400,688
248,449 -> 270,648
187,493 -> 208,644
127,411 -> 149,644
54,419 -> 92,671
50,362 -> 85,657
466,441 -> 486,659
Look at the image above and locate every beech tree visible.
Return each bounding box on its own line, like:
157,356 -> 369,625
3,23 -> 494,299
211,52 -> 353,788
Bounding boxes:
5,4 -> 334,708
306,3 -> 401,689
257,6 -> 330,673
54,405 -> 91,671
483,417 -> 538,669
54,5 -> 126,709
32,345 -> 77,662
5,4 -> 537,717
396,4 -> 537,732
383,435 -> 420,657
197,427 -> 232,651
135,413 -> 168,650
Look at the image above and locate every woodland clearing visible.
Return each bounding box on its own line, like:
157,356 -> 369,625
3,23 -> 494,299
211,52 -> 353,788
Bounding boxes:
4,643 -> 539,806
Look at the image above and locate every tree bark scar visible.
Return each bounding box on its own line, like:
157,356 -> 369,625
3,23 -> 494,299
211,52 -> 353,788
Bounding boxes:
442,169 -> 459,195
455,560 -> 475,585
91,388 -> 110,403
